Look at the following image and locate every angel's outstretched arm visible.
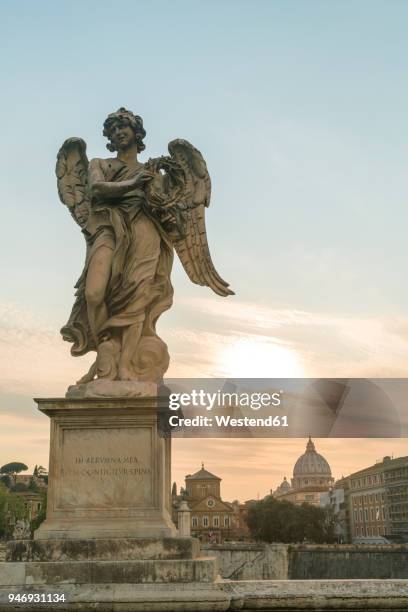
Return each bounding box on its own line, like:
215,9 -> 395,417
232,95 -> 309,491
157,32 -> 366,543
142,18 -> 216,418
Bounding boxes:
89,159 -> 153,200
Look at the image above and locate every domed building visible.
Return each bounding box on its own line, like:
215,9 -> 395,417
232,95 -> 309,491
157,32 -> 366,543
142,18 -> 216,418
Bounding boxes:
273,438 -> 334,506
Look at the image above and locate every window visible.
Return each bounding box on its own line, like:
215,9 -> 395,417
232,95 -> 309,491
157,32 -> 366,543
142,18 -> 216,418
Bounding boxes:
202,516 -> 209,527
370,508 -> 375,521
224,516 -> 230,527
192,516 -> 198,528
213,516 -> 219,527
375,507 -> 380,521
354,509 -> 358,523
364,508 -> 368,522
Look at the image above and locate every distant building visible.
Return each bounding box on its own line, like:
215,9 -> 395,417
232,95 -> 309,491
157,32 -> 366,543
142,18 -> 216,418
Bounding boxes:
173,464 -> 236,543
11,491 -> 44,522
274,438 -> 334,506
320,478 -> 349,543
384,455 -> 408,541
14,474 -> 47,490
346,455 -> 408,543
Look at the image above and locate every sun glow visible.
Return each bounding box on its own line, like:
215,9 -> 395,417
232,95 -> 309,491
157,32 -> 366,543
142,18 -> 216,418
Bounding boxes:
217,336 -> 304,378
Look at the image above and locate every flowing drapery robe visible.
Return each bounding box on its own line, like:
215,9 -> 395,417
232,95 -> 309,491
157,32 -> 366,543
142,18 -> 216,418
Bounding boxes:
61,157 -> 174,361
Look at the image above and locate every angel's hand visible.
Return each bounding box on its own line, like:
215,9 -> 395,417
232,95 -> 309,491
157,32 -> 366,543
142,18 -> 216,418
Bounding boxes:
131,170 -> 155,188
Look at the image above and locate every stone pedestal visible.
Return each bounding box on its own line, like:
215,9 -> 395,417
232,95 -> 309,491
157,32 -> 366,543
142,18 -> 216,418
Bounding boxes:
0,388 -> 225,610
33,392 -> 176,540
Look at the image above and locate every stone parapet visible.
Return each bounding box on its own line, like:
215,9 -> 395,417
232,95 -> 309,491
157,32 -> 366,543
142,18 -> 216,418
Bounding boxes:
204,542 -> 408,580
0,578 -> 407,610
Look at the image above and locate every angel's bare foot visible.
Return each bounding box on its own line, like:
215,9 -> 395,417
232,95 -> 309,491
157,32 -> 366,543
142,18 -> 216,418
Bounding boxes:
76,361 -> 97,384
118,367 -> 134,381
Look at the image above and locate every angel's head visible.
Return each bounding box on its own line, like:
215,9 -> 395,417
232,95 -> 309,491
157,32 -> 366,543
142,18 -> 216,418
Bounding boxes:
103,107 -> 146,153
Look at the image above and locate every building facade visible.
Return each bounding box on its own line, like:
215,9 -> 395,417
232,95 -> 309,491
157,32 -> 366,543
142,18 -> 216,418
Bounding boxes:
346,455 -> 408,543
384,456 -> 408,541
173,464 -> 236,543
320,478 -> 349,543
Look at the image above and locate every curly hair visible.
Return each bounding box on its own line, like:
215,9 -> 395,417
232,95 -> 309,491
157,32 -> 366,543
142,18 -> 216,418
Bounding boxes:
103,107 -> 146,153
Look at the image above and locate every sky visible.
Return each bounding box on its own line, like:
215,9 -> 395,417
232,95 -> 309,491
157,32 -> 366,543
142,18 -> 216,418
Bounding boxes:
1,0 -> 408,500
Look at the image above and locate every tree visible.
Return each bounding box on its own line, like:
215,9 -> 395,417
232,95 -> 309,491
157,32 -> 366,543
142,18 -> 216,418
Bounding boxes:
11,483 -> 29,493
0,475 -> 11,489
0,487 -> 28,538
246,497 -> 336,544
0,483 -> 8,537
28,478 -> 39,492
30,491 -> 47,536
0,462 -> 28,486
30,492 -> 47,535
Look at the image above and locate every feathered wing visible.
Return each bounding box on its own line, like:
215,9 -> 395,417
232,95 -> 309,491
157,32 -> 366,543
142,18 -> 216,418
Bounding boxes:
56,138 -> 93,359
147,139 -> 233,297
55,137 -> 90,225
173,204 -> 234,297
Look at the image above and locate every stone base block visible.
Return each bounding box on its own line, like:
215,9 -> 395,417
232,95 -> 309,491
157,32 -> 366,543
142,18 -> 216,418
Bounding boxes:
7,537 -> 200,562
65,381 -> 157,399
0,582 -> 229,611
34,517 -> 177,540
34,397 -> 176,541
0,558 -> 217,586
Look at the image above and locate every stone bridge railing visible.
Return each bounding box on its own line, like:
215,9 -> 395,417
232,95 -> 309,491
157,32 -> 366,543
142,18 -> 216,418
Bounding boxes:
203,542 -> 408,580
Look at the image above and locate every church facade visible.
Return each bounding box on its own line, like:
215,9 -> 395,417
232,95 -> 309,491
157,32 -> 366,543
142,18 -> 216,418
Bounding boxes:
172,464 -> 236,543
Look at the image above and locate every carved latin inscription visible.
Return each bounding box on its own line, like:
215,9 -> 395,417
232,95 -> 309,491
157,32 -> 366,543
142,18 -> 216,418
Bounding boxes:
57,427 -> 153,509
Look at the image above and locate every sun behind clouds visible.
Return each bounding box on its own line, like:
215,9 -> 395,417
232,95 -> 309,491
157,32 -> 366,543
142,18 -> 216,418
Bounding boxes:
217,336 -> 304,378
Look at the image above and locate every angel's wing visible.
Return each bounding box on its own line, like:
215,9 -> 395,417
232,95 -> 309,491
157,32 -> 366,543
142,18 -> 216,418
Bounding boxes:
56,137 -> 90,227
173,203 -> 234,296
147,139 -> 233,297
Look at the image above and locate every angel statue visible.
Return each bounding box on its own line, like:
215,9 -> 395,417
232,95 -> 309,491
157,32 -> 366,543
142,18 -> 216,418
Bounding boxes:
56,107 -> 233,386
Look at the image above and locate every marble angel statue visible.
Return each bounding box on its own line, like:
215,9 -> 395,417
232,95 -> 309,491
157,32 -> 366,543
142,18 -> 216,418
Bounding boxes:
56,107 -> 233,385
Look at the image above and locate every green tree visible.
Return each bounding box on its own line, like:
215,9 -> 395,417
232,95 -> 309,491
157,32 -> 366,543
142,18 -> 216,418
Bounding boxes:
11,483 -> 29,493
30,492 -> 47,535
27,477 -> 39,492
0,490 -> 28,538
0,483 -> 8,537
246,497 -> 335,544
0,462 -> 28,487
36,466 -> 47,477
0,475 -> 11,489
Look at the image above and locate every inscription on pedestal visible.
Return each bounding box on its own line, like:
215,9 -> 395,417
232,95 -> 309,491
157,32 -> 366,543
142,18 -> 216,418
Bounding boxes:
57,427 -> 153,509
